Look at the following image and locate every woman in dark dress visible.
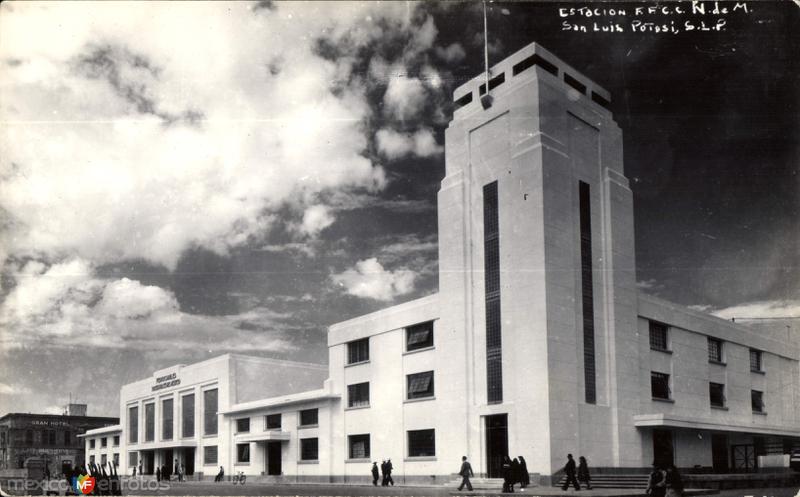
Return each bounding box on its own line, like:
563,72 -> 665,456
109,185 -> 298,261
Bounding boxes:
577,456 -> 592,490
502,456 -> 514,493
518,456 -> 530,489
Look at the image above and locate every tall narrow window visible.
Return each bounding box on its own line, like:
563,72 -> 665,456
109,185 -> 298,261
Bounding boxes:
162,398 -> 173,441
484,181 -> 503,403
203,389 -> 218,436
182,394 -> 195,438
709,382 -> 726,408
579,181 -> 596,404
651,372 -> 671,400
144,403 -> 155,442
128,406 -> 138,444
751,390 -> 765,413
749,349 -> 763,372
649,321 -> 669,351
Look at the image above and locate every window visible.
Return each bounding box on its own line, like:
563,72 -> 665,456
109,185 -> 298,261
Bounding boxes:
484,181 -> 504,404
406,321 -> 434,351
710,382 -> 726,408
649,321 -> 669,351
579,181 -> 596,404
347,382 -> 370,408
128,406 -> 138,444
89,439 -> 96,449
203,446 -> 218,465
144,403 -> 155,442
203,389 -> 218,436
236,418 -> 250,433
347,338 -> 369,364
299,408 -> 318,427
408,429 -> 435,457
300,438 -> 319,461
64,431 -> 72,446
101,437 -> 107,448
348,434 -> 370,459
651,372 -> 671,400
182,394 -> 195,438
113,453 -> 119,466
752,390 -> 765,413
265,414 -> 281,430
236,443 -> 250,463
708,337 -> 723,363
407,371 -> 434,400
750,349 -> 763,372
101,454 -> 107,466
25,430 -> 33,445
128,452 -> 138,468
89,455 -> 95,465
113,435 -> 119,446
162,398 -> 174,440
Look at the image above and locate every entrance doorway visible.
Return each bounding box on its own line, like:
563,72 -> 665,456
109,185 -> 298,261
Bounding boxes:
142,450 -> 154,475
183,448 -> 195,476
163,449 -> 174,477
711,434 -> 729,473
731,445 -> 756,473
652,430 -> 674,467
485,414 -> 508,478
266,442 -> 282,475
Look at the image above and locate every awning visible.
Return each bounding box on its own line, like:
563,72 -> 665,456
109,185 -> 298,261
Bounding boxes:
235,431 -> 291,443
634,414 -> 800,437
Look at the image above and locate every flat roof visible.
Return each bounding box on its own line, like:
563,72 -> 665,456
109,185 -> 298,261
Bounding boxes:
221,388 -> 340,415
77,424 -> 122,438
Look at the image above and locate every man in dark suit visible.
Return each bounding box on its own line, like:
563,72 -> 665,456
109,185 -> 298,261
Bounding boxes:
458,456 -> 474,491
562,454 -> 580,491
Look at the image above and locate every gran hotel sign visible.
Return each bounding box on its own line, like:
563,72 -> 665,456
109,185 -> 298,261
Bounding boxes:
152,373 -> 181,392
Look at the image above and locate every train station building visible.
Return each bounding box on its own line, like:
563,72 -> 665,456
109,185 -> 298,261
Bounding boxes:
83,42 -> 800,483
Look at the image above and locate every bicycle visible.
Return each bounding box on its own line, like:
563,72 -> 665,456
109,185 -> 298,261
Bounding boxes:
232,471 -> 246,485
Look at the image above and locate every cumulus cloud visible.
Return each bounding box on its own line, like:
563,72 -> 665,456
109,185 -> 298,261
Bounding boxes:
299,205 -> 335,237
376,127 -> 442,159
0,382 -> 31,395
710,299 -> 800,321
331,257 -> 416,301
435,42 -> 466,63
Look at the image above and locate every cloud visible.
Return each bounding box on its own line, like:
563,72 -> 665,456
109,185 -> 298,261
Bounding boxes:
383,74 -> 428,121
435,42 -> 466,63
299,205 -> 335,237
375,127 -> 442,159
331,257 -> 417,301
636,279 -> 662,291
0,382 -> 31,395
710,299 -> 800,321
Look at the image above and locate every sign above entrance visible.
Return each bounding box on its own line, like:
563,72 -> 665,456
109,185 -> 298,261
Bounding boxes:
152,372 -> 180,392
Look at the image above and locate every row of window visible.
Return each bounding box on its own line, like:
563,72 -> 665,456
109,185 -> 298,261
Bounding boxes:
650,372 -> 766,412
128,389 -> 213,444
89,453 -> 119,466
14,429 -> 83,447
235,410 -> 317,434
88,435 -> 120,449
649,321 -> 765,372
343,371 -> 434,409
346,321 -> 435,366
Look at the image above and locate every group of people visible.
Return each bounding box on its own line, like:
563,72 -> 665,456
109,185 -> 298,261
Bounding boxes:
500,455 -> 530,493
64,460 -> 122,495
561,454 -> 592,491
154,459 -> 185,482
646,462 -> 684,497
370,459 -> 394,486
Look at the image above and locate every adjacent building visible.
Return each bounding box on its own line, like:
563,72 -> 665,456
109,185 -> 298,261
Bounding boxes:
82,41 -> 800,483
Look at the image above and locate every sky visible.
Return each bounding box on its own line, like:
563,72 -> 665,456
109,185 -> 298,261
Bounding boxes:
0,1 -> 797,417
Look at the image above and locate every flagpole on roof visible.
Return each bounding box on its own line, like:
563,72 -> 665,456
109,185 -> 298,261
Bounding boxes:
483,0 -> 490,89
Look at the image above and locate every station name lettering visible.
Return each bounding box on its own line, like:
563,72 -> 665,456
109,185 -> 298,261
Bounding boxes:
152,372 -> 180,392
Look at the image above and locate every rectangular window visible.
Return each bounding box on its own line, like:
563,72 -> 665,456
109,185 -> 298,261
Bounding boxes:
348,434 -> 370,459
144,403 -> 155,442
101,454 -> 107,466
236,418 -> 250,433
182,394 -> 195,438
265,414 -> 281,430
710,382 -> 726,408
90,439 -> 96,449
579,181 -> 596,404
651,372 -> 671,400
113,435 -> 119,446
89,455 -> 95,465
649,321 -> 669,351
203,389 -> 218,436
708,337 -> 723,363
751,390 -> 765,413
162,398 -> 174,440
408,429 -> 435,457
407,371 -> 435,400
347,338 -> 369,364
347,382 -> 370,408
299,408 -> 318,427
203,446 -> 218,465
101,437 -> 107,448
25,430 -> 33,445
128,452 -> 138,468
236,443 -> 250,463
750,349 -> 763,372
64,431 -> 72,446
484,181 -> 503,404
406,321 -> 434,351
300,438 -> 319,461
113,453 -> 119,466
128,406 -> 138,444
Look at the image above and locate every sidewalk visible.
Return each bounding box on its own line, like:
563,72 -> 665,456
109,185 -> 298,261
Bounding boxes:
448,489 -> 719,497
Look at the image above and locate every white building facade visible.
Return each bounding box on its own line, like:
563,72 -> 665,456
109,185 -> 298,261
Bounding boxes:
85,42 -> 800,483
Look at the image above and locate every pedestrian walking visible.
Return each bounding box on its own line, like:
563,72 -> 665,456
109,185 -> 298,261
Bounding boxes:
511,457 -> 521,491
664,465 -> 683,497
577,456 -> 592,490
138,463 -> 142,478
561,454 -> 580,491
502,456 -> 514,493
132,467 -> 136,478
518,456 -> 530,489
386,459 -> 394,486
381,460 -> 388,486
646,462 -> 666,497
371,462 -> 379,486
458,456 -> 474,491
156,467 -> 161,482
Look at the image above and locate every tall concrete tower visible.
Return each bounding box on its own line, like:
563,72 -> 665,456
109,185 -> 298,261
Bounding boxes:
437,43 -> 640,478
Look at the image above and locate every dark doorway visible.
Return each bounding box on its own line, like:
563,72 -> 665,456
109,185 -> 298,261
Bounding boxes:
183,448 -> 195,476
711,434 -> 729,473
164,449 -> 174,477
652,430 -> 674,467
267,442 -> 282,476
731,445 -> 756,473
143,450 -> 154,475
485,414 -> 508,478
